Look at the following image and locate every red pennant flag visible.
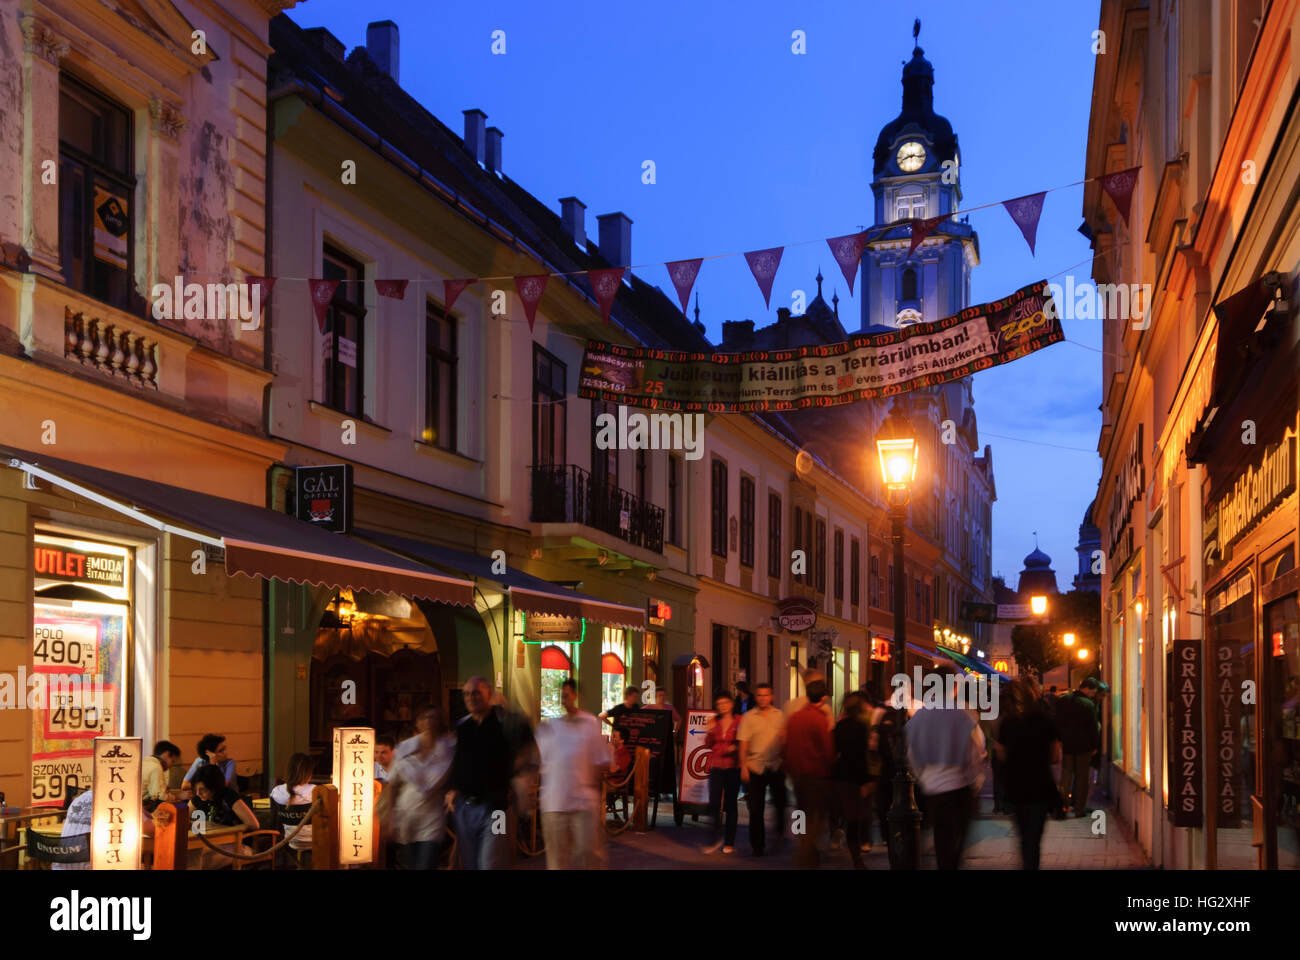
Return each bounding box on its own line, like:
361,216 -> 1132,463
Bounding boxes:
908,216 -> 948,258
1098,166 -> 1140,226
375,279 -> 409,300
666,259 -> 703,315
514,274 -> 549,331
827,233 -> 867,296
308,279 -> 340,332
1002,192 -> 1046,256
744,247 -> 784,309
588,267 -> 626,323
444,278 -> 475,313
247,276 -> 275,305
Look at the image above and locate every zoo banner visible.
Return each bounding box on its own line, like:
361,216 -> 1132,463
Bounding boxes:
579,280 -> 1061,412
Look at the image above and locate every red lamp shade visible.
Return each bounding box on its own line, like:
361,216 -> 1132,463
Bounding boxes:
541,645 -> 572,672
602,652 -> 625,675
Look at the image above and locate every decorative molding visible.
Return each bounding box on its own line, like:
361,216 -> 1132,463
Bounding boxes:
149,98 -> 188,142
20,15 -> 70,65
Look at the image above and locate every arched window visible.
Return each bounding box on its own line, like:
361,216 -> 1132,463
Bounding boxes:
901,268 -> 918,301
539,643 -> 574,719
895,192 -> 925,221
601,627 -> 628,717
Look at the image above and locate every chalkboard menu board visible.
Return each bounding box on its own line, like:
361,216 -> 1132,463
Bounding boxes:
613,708 -> 675,788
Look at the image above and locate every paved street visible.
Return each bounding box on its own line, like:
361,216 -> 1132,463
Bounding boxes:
516,787 -> 1150,870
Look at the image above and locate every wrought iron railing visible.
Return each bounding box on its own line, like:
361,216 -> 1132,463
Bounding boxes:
530,464 -> 665,553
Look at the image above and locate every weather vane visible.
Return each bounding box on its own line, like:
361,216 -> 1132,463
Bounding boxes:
913,18 -> 921,43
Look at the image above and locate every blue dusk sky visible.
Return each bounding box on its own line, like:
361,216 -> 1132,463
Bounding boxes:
287,0 -> 1104,588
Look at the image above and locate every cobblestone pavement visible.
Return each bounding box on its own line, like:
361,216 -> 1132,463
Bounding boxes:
515,765 -> 1150,870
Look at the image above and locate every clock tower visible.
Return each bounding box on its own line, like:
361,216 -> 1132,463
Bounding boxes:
859,26 -> 979,333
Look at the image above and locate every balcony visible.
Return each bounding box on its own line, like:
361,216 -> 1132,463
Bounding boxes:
531,464 -> 664,554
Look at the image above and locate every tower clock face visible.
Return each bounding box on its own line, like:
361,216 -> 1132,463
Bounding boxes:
896,141 -> 926,172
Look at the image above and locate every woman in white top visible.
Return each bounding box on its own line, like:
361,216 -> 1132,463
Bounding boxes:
387,708 -> 454,869
269,752 -> 316,856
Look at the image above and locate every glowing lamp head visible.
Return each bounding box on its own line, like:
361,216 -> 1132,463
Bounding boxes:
874,411 -> 919,492
1063,632 -> 1076,647
1077,648 -> 1090,661
1030,595 -> 1048,616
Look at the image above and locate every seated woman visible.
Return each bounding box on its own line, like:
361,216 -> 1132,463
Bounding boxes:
269,753 -> 316,861
181,734 -> 238,792
52,789 -> 158,871
191,763 -> 258,869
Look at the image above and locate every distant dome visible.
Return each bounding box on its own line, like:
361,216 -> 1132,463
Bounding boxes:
872,45 -> 959,177
1023,546 -> 1052,569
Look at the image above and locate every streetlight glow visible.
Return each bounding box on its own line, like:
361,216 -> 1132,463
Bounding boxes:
1077,648 -> 1090,660
1063,632 -> 1076,647
1030,595 -> 1047,616
876,438 -> 919,490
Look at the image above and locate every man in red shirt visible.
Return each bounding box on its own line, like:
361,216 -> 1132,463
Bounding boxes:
785,679 -> 834,868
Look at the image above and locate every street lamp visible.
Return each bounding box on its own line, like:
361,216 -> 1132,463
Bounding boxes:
1063,632 -> 1076,647
874,407 -> 922,871
1030,594 -> 1048,617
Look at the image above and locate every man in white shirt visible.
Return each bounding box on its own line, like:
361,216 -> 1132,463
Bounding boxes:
904,666 -> 987,869
535,678 -> 611,869
394,707 -> 437,762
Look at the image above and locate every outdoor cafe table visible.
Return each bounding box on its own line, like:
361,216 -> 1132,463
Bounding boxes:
23,821 -> 249,869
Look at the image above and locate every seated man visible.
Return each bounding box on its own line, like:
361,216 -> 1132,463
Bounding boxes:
604,727 -> 633,786
142,740 -> 181,808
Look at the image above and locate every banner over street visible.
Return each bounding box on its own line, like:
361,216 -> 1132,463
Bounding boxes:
579,281 -> 1061,412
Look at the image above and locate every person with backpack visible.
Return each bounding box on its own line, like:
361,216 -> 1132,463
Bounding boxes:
1054,677 -> 1102,817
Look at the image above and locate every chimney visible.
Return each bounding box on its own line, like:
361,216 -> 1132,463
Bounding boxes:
365,20 -> 400,82
485,127 -> 503,175
559,197 -> 586,247
596,212 -> 632,268
722,320 -> 754,348
463,109 -> 487,165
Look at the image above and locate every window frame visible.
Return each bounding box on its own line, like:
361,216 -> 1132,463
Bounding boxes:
833,528 -> 844,601
767,492 -> 782,580
815,518 -> 827,594
850,538 -> 860,607
532,344 -> 567,467
424,298 -> 458,451
739,475 -> 755,568
321,243 -> 367,416
710,458 -> 728,558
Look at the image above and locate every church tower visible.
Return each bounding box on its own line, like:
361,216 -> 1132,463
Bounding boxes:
860,23 -> 979,333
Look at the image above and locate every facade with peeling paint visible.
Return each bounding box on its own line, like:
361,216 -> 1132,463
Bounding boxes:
0,0 -> 298,808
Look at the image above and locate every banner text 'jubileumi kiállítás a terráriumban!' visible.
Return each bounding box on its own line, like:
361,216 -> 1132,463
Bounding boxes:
578,281 -> 1062,412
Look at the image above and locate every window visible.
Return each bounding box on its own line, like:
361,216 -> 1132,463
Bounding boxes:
833,529 -> 844,601
667,455 -> 682,547
924,582 -> 931,623
601,627 -> 628,718
815,519 -> 827,593
805,511 -> 814,584
59,74 -> 135,309
539,641 -> 575,720
591,400 -> 619,489
739,476 -> 755,567
322,244 -> 366,415
711,459 -> 728,558
533,345 -> 566,466
914,578 -> 922,622
424,300 -> 457,450
901,268 -> 918,301
792,507 -> 804,584
869,554 -> 879,607
850,539 -> 860,606
887,564 -> 895,612
895,192 -> 925,221
767,493 -> 782,579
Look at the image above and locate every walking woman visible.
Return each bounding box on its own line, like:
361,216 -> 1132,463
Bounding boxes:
994,676 -> 1061,869
702,691 -> 742,854
388,707 -> 455,869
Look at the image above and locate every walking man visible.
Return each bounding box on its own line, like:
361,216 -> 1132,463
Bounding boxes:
905,665 -> 986,869
737,681 -> 787,856
785,678 -> 835,868
535,679 -> 610,869
447,677 -> 515,869
1055,677 -> 1102,816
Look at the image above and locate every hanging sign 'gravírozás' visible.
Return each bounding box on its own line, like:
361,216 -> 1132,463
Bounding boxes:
578,281 -> 1061,412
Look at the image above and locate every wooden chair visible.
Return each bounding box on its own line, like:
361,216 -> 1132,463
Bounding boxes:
602,766 -> 636,835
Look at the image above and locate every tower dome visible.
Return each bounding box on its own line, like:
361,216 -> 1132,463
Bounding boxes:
1016,540 -> 1058,597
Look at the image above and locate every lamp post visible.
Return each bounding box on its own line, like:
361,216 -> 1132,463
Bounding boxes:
875,408 -> 922,870
1063,632 -> 1075,689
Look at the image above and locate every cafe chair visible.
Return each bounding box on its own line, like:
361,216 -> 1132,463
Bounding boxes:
20,828 -> 88,870
234,828 -> 281,871
602,765 -> 635,835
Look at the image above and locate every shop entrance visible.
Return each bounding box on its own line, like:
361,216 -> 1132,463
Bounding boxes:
309,590 -> 441,759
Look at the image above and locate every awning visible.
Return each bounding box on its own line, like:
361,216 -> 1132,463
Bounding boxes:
354,529 -> 646,629
906,642 -> 954,665
942,647 -> 1011,681
4,447 -> 474,606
